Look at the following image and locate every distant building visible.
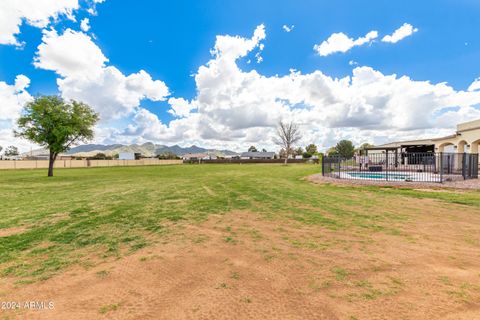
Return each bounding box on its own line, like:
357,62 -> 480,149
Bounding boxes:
2,155 -> 22,160
182,153 -> 217,160
240,152 -> 275,159
22,153 -> 72,160
23,155 -> 48,160
119,152 -> 135,160
58,155 -> 75,160
224,154 -> 240,159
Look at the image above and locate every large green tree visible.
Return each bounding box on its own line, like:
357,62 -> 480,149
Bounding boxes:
356,143 -> 374,155
326,147 -> 338,157
15,96 -> 99,177
4,145 -> 19,157
295,147 -> 304,156
305,144 -> 318,155
335,140 -> 355,158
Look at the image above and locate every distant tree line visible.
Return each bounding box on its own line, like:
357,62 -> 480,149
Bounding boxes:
1,145 -> 19,157
326,141 -> 374,158
156,151 -> 180,160
277,143 -> 321,159
247,146 -> 269,153
90,153 -> 114,160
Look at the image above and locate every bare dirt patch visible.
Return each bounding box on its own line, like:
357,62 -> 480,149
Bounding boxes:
2,203 -> 480,319
0,226 -> 27,237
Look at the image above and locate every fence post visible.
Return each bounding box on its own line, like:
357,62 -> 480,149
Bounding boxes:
466,154 -> 470,179
439,152 -> 443,183
385,150 -> 389,181
447,155 -> 451,174
337,157 -> 341,179
423,154 -> 426,173
476,154 -> 479,178
471,154 -> 474,178
462,152 -> 467,180
321,157 -> 324,176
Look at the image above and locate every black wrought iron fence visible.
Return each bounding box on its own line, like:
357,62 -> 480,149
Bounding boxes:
322,152 -> 479,183
462,153 -> 479,179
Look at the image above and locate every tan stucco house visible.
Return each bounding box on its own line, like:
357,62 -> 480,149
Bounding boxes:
434,119 -> 480,154
374,118 -> 480,155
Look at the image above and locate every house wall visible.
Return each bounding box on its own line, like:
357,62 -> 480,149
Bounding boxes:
435,125 -> 480,154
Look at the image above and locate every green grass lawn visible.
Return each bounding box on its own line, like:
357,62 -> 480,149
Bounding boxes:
0,164 -> 479,281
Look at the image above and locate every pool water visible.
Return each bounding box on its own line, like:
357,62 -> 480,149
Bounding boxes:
347,172 -> 412,180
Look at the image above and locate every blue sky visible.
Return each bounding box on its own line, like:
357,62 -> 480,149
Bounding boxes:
1,0 -> 480,151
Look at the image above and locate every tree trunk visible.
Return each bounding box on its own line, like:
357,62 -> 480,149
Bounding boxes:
48,151 -> 57,177
284,144 -> 289,165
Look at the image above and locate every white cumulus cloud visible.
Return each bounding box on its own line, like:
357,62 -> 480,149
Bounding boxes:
0,75 -> 35,151
34,28 -> 169,120
382,23 -> 418,44
168,98 -> 197,118
468,78 -> 480,92
116,25 -> 480,151
0,0 -> 79,46
282,25 -> 294,33
314,30 -> 378,56
80,18 -> 90,32
86,0 -> 105,15
4,24 -> 480,153
0,75 -> 32,121
34,29 -> 107,78
211,24 -> 266,60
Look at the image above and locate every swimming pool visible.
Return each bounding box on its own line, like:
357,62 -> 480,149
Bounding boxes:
347,172 -> 413,181
340,171 -> 445,182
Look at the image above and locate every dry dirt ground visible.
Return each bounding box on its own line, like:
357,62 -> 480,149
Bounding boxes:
1,201 -> 480,319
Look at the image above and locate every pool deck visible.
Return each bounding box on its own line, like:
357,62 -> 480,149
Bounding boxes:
309,174 -> 480,190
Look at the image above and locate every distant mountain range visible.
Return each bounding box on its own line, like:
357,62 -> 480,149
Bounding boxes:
52,143 -> 240,157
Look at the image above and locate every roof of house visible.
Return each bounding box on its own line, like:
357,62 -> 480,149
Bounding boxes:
431,134 -> 458,141
240,152 -> 275,158
376,119 -> 480,147
375,139 -> 435,148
